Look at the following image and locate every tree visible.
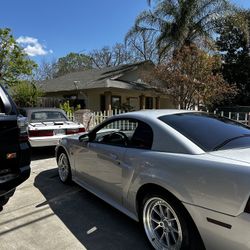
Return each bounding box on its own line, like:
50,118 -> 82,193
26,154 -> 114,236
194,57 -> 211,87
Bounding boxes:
35,53 -> 93,80
11,81 -> 43,107
127,0 -> 232,59
55,52 -> 92,77
89,43 -> 133,69
0,28 -> 37,86
34,58 -> 57,81
125,29 -> 159,63
145,45 -> 236,109
216,10 -> 250,105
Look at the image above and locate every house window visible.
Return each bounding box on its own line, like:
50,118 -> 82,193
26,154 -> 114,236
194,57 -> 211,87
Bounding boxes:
145,97 -> 153,109
111,96 -> 121,109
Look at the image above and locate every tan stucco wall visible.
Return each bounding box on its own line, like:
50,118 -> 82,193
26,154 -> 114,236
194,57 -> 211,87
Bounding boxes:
83,88 -> 144,111
82,90 -> 100,111
43,88 -> 175,111
160,97 -> 176,109
84,89 -> 175,111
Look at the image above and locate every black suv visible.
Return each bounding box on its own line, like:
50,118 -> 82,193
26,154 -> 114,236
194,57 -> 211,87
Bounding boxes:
0,83 -> 31,211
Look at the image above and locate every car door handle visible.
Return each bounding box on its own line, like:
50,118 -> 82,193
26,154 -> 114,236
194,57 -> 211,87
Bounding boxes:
110,153 -> 118,160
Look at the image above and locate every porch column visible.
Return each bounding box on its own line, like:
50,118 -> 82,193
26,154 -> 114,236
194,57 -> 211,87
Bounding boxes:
139,94 -> 146,110
155,96 -> 161,109
104,91 -> 112,111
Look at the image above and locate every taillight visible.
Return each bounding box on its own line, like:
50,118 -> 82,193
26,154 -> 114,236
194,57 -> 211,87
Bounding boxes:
66,128 -> 79,135
66,127 -> 85,135
79,127 -> 85,133
244,197 -> 250,213
17,115 -> 29,142
29,130 -> 53,137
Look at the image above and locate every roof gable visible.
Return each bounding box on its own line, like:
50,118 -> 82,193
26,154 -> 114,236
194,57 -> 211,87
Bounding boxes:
39,61 -> 154,93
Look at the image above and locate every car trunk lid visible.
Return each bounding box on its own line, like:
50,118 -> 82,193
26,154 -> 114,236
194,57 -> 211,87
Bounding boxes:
29,121 -> 76,127
210,148 -> 250,164
28,121 -> 84,137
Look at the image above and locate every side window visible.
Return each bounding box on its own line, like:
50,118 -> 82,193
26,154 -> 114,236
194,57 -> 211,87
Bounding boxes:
93,119 -> 153,149
93,119 -> 138,147
130,121 -> 153,149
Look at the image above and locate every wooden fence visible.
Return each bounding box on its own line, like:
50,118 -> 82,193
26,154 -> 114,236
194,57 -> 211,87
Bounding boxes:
66,111 -> 75,121
72,109 -> 126,130
213,110 -> 249,125
92,110 -> 250,126
69,109 -> 250,129
92,109 -> 125,127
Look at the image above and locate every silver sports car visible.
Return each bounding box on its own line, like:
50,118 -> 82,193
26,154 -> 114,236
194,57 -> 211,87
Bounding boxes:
56,110 -> 250,250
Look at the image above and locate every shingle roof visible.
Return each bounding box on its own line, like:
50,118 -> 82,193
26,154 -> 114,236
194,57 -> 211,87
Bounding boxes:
39,61 -> 155,93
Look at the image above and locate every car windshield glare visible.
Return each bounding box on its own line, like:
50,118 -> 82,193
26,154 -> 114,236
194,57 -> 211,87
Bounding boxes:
159,112 -> 250,152
30,111 -> 68,122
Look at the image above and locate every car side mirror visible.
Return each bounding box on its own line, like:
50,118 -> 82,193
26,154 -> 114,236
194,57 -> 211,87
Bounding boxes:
79,133 -> 89,143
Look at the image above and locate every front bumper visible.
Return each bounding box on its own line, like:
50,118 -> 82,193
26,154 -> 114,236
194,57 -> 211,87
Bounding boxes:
0,165 -> 30,198
184,203 -> 250,249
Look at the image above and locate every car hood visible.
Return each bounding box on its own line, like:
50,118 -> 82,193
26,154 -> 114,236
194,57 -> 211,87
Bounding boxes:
210,148 -> 250,164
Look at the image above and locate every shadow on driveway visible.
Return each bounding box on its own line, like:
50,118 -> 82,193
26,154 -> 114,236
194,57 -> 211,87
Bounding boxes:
34,168 -> 151,250
31,147 -> 56,161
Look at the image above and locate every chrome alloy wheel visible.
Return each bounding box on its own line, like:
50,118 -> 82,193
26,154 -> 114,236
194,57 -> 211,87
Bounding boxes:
143,197 -> 183,250
58,153 -> 70,182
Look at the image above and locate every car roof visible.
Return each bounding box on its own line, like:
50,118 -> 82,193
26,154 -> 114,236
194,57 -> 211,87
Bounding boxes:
114,109 -> 198,119
92,109 -> 204,155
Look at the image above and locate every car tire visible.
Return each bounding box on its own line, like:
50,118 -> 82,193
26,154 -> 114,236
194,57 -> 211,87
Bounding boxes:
141,193 -> 203,250
57,152 -> 72,184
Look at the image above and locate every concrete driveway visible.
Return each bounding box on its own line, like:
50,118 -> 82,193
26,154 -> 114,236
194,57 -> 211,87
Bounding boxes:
0,148 -> 150,250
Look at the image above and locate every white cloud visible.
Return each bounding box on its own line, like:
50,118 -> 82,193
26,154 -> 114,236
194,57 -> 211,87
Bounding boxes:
16,36 -> 38,44
17,36 -> 53,57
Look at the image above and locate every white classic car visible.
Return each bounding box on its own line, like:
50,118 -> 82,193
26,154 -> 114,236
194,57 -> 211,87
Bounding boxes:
20,108 -> 85,147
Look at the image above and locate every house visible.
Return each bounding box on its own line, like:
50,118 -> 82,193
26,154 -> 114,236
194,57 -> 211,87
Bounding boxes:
39,61 -> 175,111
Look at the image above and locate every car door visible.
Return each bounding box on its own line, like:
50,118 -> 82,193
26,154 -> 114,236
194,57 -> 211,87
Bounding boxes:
74,118 -> 138,205
0,85 -> 19,172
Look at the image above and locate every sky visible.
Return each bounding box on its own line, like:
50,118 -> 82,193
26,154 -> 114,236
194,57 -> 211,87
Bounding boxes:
1,0 -> 250,63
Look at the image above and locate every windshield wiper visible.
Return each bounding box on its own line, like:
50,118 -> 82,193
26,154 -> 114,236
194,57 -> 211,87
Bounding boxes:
213,134 -> 250,151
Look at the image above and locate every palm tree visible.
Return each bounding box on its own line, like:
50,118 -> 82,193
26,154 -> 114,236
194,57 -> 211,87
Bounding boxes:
126,0 -> 232,59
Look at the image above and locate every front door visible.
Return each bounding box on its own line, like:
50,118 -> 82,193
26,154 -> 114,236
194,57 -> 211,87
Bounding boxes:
74,119 -> 138,205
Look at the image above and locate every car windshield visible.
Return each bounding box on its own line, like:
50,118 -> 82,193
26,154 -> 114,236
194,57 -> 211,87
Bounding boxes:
159,112 -> 250,152
30,111 -> 68,122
